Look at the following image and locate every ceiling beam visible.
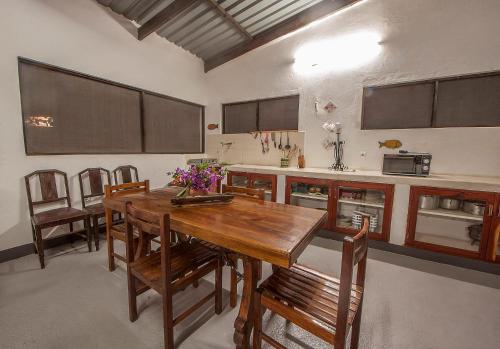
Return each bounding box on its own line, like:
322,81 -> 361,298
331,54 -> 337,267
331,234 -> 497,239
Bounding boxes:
203,0 -> 253,40
204,0 -> 361,72
138,0 -> 199,40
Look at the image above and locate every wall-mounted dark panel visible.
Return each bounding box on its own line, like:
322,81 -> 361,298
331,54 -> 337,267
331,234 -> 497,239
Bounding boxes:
258,95 -> 299,131
18,58 -> 204,155
222,95 -> 299,134
143,93 -> 203,153
435,74 -> 500,127
19,61 -> 142,154
362,82 -> 435,130
223,102 -> 258,134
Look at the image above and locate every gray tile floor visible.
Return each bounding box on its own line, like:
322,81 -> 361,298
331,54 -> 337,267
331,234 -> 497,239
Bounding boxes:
1,237 -> 499,349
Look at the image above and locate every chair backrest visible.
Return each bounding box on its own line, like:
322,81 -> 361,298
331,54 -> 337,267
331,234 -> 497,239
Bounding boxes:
221,184 -> 265,201
113,165 -> 139,184
336,217 -> 370,340
124,202 -> 171,281
24,169 -> 71,216
104,180 -> 150,199
78,168 -> 111,208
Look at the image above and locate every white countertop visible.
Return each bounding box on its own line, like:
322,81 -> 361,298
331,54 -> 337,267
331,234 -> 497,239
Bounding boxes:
228,164 -> 500,192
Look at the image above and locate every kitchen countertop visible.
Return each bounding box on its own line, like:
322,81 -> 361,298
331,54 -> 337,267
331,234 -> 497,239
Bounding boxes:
228,164 -> 500,192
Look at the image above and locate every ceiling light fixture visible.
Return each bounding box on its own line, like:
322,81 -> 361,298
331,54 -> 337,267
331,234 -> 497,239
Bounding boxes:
293,31 -> 382,74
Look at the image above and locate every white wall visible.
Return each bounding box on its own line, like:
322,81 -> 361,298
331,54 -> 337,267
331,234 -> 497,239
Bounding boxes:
0,0 -> 207,251
205,0 -> 500,176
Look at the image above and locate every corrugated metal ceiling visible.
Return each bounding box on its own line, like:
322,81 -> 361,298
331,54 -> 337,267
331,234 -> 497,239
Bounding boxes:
97,0 -> 324,61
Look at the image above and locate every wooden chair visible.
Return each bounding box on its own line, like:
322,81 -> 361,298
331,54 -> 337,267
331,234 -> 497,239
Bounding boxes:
222,184 -> 265,308
124,202 -> 223,348
78,168 -> 111,251
104,181 -> 149,271
24,169 -> 91,269
253,218 -> 370,349
113,165 -> 139,184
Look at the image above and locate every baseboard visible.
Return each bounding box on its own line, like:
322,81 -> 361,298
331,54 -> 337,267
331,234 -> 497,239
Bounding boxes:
0,230 -> 97,264
317,230 -> 500,276
0,243 -> 35,263
3,228 -> 498,275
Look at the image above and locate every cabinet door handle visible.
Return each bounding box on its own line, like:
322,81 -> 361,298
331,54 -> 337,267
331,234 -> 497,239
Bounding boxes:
488,204 -> 494,217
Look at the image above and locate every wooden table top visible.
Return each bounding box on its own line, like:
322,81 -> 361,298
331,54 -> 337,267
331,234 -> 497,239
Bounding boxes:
103,188 -> 327,268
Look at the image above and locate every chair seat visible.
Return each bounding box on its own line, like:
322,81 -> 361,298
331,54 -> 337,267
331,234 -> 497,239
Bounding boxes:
260,264 -> 363,329
32,207 -> 88,229
84,203 -> 105,217
130,240 -> 219,293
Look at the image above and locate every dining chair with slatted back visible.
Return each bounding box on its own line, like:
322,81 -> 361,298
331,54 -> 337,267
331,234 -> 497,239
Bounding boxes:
25,169 -> 91,269
221,184 -> 265,307
124,202 -> 223,348
78,168 -> 111,251
104,180 -> 149,271
113,165 -> 139,185
253,217 -> 370,349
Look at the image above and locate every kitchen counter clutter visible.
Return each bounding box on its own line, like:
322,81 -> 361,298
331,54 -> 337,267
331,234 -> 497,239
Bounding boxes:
228,164 -> 500,192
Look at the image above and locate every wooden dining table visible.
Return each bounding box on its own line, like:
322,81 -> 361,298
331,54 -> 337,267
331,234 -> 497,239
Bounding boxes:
103,187 -> 327,349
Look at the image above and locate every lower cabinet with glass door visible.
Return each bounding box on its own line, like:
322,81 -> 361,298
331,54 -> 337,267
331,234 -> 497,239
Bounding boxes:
332,181 -> 394,241
227,171 -> 277,202
405,186 -> 497,260
285,176 -> 333,229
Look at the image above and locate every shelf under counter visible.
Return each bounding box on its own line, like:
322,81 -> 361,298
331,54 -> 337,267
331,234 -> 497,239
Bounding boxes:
418,208 -> 484,222
414,232 -> 480,253
290,192 -> 328,201
337,198 -> 385,208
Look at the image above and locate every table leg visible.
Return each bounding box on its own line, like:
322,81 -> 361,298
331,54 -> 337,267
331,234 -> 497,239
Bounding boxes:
233,256 -> 259,349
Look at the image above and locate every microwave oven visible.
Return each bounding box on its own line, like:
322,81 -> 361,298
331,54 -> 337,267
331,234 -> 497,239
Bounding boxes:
382,152 -> 432,176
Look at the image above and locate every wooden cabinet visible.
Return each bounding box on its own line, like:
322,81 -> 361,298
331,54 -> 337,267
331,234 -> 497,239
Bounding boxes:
285,176 -> 333,229
486,194 -> 500,263
405,186 -> 497,260
227,171 -> 277,202
285,177 -> 394,241
332,181 -> 394,242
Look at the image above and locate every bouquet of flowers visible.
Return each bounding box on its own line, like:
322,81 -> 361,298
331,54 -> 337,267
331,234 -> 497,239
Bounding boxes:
169,163 -> 226,197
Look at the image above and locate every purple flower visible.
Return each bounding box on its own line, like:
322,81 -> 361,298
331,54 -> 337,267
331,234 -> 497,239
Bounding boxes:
171,164 -> 227,194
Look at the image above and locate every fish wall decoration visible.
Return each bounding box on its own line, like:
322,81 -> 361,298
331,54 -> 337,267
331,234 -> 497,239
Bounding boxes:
378,139 -> 402,149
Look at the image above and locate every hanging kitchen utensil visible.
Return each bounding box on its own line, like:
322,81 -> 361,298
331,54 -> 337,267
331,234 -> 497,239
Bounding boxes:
259,132 -> 265,154
284,132 -> 291,150
271,132 -> 276,148
264,132 -> 270,153
278,132 -> 283,150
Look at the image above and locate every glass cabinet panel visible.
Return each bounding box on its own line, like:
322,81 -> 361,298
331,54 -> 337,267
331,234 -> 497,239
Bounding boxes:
414,194 -> 488,253
336,186 -> 385,234
289,181 -> 329,212
252,178 -> 273,201
230,174 -> 248,187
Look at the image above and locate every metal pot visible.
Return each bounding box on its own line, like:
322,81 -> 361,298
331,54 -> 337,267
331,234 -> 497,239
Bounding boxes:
439,197 -> 461,210
419,195 -> 439,210
463,201 -> 486,216
468,224 -> 482,245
